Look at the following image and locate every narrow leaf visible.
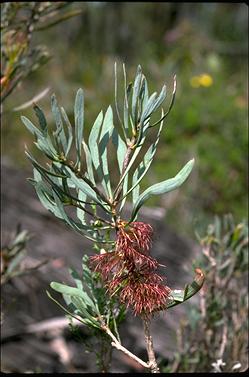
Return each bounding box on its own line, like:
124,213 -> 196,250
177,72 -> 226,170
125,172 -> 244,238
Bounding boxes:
132,65 -> 142,123
63,166 -> 105,208
88,110 -> 103,172
77,190 -> 87,224
21,116 -> 43,139
167,269 -> 205,309
131,158 -> 195,221
112,128 -> 127,173
122,112 -> 164,202
98,106 -> 114,197
61,107 -> 73,157
74,88 -> 84,167
51,94 -> 67,154
33,104 -> 47,135
82,141 -> 95,183
50,282 -> 96,310
123,63 -> 129,137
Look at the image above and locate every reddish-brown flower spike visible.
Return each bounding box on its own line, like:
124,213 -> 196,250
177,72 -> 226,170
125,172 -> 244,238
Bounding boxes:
116,222 -> 153,255
119,274 -> 171,316
89,251 -> 123,281
89,221 -> 171,316
123,246 -> 158,272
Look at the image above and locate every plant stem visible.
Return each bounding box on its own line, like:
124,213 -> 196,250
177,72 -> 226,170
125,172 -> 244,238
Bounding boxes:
113,136 -> 136,202
102,324 -> 150,370
142,315 -> 160,373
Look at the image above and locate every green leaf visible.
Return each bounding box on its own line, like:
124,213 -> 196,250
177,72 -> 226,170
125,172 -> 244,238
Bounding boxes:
122,112 -> 164,203
51,94 -> 67,154
132,65 -> 142,123
46,290 -> 88,326
167,269 -> 205,309
36,184 -> 62,218
82,141 -> 95,183
140,84 -> 167,126
71,297 -> 100,328
21,116 -> 44,139
76,190 -> 87,224
131,158 -> 195,221
62,166 -> 106,209
50,281 -> 97,313
112,128 -> 127,173
122,63 -> 129,137
31,170 -> 65,218
114,62 -> 125,136
149,75 -> 177,129
98,106 -> 114,197
142,77 -> 149,110
69,268 -> 83,290
52,190 -> 88,236
74,88 -> 84,168
33,104 -> 47,135
61,107 -> 73,157
132,168 -> 140,205
34,139 -> 57,161
25,150 -> 66,178
88,110 -> 103,173
151,85 -> 167,113
140,92 -> 157,124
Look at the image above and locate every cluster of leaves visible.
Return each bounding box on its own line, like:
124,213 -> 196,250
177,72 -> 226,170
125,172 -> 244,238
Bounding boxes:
48,254 -> 126,372
48,255 -> 125,333
1,2 -> 83,104
163,214 -> 248,373
1,226 -> 46,285
21,64 -> 194,247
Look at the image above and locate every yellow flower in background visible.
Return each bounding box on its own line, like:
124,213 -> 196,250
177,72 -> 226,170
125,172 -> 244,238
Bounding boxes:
190,73 -> 213,88
199,73 -> 213,87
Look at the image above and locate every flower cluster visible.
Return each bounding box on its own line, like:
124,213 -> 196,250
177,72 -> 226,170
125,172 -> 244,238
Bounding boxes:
90,221 -> 171,316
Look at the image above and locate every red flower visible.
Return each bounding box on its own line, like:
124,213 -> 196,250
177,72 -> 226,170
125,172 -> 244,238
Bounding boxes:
119,273 -> 171,316
89,221 -> 171,316
116,222 -> 153,255
89,251 -> 122,280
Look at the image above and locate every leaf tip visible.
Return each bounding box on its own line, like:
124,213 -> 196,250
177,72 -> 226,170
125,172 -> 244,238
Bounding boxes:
173,75 -> 177,92
50,282 -> 56,289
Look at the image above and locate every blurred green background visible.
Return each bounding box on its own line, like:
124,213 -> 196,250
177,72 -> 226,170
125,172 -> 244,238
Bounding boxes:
2,2 -> 248,237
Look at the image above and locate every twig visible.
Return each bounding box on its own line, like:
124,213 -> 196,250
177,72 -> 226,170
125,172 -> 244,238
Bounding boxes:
102,325 -> 150,370
200,286 -> 206,319
113,136 -> 136,203
202,246 -> 216,267
218,322 -> 228,359
73,202 -> 114,227
142,316 -> 160,373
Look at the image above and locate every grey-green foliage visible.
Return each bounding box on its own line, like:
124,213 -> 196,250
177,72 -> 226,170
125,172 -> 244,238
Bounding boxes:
48,255 -> 125,333
165,214 -> 248,373
1,227 -> 47,285
22,63 -> 194,244
1,2 -> 84,104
